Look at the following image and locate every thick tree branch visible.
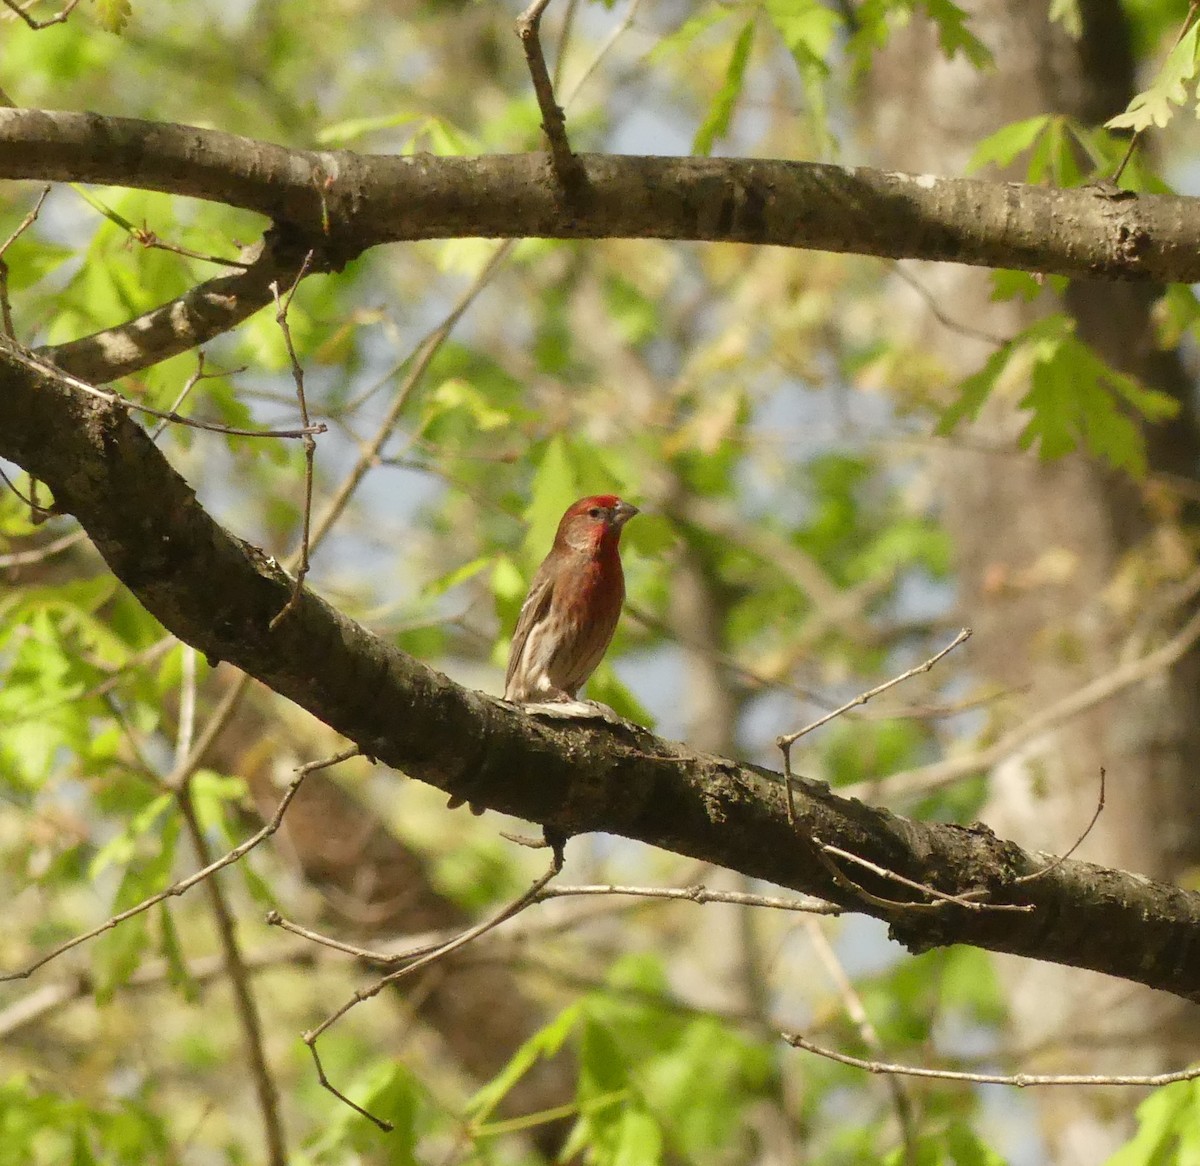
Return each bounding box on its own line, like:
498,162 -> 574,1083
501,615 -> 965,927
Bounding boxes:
0,108 -> 1196,281
40,226 -> 318,383
4,340 -> 1200,1001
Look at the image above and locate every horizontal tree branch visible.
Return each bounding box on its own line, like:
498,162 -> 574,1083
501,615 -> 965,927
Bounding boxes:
4,337 -> 1200,1001
0,108 -> 1196,282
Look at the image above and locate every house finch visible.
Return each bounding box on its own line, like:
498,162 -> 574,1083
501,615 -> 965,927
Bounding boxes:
447,495 -> 637,811
504,494 -> 639,703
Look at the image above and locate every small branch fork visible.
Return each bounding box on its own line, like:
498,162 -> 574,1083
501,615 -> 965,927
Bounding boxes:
0,747 -> 358,983
0,0 -> 80,29
784,1032 -> 1200,1089
810,837 -> 1033,915
777,628 -> 972,825
301,852 -> 566,1132
269,253 -> 317,629
0,184 -> 48,337
266,879 -> 841,965
516,0 -> 588,193
11,343 -> 326,441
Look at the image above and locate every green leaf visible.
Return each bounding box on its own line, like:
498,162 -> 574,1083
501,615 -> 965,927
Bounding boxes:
1106,20 -> 1200,132
316,112 -> 419,146
467,1003 -> 585,1124
762,0 -> 840,67
93,815 -> 180,1002
585,665 -> 656,728
940,315 -> 1177,475
693,19 -> 755,155
936,344 -> 1011,433
990,268 -> 1065,302
1106,1079 -> 1200,1166
95,0 -> 133,34
923,0 -> 993,67
157,902 -> 200,1004
524,436 -> 579,557
968,116 -> 1051,172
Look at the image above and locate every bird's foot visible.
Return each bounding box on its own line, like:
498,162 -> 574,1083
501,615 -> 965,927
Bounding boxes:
518,698 -> 620,722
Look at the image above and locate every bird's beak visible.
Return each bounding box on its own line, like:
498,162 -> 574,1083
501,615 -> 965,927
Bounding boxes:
613,500 -> 639,527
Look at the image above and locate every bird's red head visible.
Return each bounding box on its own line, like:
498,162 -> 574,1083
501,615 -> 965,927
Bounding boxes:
555,494 -> 639,554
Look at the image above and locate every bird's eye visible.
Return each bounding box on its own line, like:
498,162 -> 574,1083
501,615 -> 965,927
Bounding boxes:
588,507 -> 603,518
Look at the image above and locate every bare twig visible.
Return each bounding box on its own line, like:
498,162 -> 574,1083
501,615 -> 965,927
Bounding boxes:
0,939 -> 317,1041
536,881 -> 840,914
891,263 -> 1006,346
149,353 -> 245,442
0,0 -> 80,29
812,837 -> 1033,913
1014,767 -> 1106,885
0,184 -> 48,336
307,240 -> 514,553
303,857 -> 563,1130
783,1032 -> 1200,1088
0,748 -> 357,982
561,0 -> 646,110
0,464 -> 56,517
269,255 -> 318,629
863,607 -> 1200,802
515,0 -> 588,192
266,912 -> 451,964
780,629 -> 973,750
0,527 -> 86,569
11,342 -> 325,439
778,628 -> 972,824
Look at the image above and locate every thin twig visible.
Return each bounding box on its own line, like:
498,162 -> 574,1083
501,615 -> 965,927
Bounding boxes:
269,254 -> 318,629
176,645 -> 198,763
779,628 -> 973,750
303,857 -> 563,1129
783,1032 -> 1200,1088
779,628 -> 971,824
149,353 -> 245,442
863,607 -> 1200,802
0,748 -> 357,982
891,263 -> 1006,346
126,223 -> 251,269
0,184 -> 49,337
0,0 -> 80,29
306,241 -> 514,554
0,527 -> 86,570
561,0 -> 646,110
813,837 -> 1033,913
13,343 -> 325,439
515,0 -> 588,192
0,464 -> 56,516
266,912 -> 451,964
535,882 -> 841,914
1013,767 -> 1106,885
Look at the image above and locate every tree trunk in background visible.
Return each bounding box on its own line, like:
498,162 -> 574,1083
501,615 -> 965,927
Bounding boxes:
868,1 -> 1200,1159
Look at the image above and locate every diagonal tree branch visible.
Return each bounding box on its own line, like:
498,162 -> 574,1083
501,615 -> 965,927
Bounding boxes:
0,108 -> 1197,281
40,226 -> 320,383
4,339 -> 1200,1001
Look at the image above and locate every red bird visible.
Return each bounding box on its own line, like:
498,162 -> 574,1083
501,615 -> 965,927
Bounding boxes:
504,494 -> 639,704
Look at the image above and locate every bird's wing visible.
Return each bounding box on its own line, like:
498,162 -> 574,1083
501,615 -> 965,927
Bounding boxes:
504,562 -> 556,693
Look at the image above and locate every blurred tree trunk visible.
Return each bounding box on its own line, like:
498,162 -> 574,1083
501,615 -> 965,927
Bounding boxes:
867,1 -> 1200,1159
